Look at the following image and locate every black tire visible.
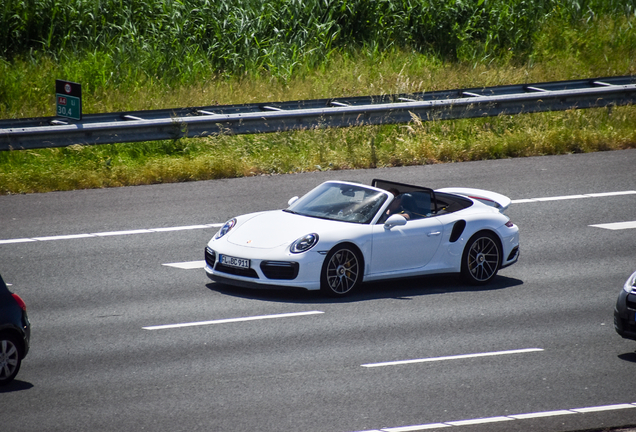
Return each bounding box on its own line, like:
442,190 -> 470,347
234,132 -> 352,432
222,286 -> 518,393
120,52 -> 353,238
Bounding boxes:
461,231 -> 501,285
0,334 -> 22,386
320,244 -> 363,296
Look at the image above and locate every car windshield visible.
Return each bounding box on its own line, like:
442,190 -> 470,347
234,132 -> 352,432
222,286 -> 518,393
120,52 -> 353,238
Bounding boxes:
285,182 -> 388,224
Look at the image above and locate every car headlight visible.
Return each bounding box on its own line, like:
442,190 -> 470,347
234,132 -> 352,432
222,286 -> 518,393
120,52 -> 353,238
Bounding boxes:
623,270 -> 636,293
214,218 -> 237,239
290,233 -> 319,254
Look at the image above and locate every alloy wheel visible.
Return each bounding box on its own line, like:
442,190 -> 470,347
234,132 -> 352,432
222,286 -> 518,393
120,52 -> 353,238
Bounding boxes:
323,247 -> 361,295
0,338 -> 20,384
465,234 -> 500,283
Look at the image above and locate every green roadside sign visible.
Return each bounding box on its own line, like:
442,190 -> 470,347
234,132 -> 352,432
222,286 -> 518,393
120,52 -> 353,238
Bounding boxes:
55,79 -> 82,120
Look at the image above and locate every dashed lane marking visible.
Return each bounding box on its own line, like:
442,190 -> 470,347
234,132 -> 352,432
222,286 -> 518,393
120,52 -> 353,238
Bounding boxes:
142,310 -> 325,330
0,223 -> 223,245
511,190 -> 636,203
590,220 -> 636,230
353,403 -> 636,432
361,348 -> 543,368
162,260 -> 206,269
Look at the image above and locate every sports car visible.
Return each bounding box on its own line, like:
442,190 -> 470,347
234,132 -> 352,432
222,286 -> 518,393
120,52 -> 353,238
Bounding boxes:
205,179 -> 519,296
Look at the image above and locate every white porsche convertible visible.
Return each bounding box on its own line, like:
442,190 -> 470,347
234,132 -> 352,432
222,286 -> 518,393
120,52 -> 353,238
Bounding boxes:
205,179 -> 519,296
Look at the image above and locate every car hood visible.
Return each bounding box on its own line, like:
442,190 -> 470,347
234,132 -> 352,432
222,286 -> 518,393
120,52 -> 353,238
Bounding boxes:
226,210 -> 339,249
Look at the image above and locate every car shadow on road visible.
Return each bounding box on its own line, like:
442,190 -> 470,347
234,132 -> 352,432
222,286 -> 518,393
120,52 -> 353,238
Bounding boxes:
0,379 -> 33,393
618,352 -> 636,363
205,274 -> 523,304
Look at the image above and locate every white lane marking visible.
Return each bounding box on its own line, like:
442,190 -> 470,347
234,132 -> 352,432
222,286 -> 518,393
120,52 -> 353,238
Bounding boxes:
445,417 -> 512,426
590,221 -> 636,230
352,402 -> 636,432
0,223 -> 223,244
0,238 -> 36,244
361,348 -> 543,368
163,260 -> 206,269
33,233 -> 94,241
142,310 -> 324,330
512,194 -> 587,202
94,229 -> 154,236
587,191 -> 636,197
571,403 -> 636,413
510,190 -> 636,204
383,424 -> 450,431
508,410 -> 575,419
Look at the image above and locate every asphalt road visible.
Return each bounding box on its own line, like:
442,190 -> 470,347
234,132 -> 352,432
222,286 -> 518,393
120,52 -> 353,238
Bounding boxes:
1,149 -> 635,432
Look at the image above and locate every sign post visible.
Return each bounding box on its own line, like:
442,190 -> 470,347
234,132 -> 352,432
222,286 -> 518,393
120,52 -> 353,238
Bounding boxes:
55,80 -> 82,120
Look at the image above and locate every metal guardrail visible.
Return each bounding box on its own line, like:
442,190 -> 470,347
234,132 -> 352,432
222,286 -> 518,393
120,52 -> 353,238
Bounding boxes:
1,76 -> 635,150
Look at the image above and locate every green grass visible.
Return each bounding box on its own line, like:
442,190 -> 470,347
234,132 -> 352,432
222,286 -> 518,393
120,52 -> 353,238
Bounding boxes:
0,1 -> 635,194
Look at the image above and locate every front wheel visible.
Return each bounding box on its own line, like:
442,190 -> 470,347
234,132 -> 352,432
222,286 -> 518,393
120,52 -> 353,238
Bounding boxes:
321,245 -> 363,296
461,232 -> 501,285
0,334 -> 22,386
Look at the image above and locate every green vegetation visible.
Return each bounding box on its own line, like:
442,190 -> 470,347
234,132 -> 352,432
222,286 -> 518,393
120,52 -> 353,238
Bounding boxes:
1,0 -> 635,194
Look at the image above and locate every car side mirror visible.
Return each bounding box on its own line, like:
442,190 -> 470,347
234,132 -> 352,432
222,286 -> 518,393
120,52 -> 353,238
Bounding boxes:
384,214 -> 408,229
288,196 -> 299,206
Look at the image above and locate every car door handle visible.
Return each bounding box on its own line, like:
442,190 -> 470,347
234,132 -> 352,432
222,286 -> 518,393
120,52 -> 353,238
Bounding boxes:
427,231 -> 441,236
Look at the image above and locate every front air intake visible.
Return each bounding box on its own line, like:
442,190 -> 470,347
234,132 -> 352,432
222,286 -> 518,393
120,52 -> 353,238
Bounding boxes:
260,261 -> 299,280
204,247 -> 216,267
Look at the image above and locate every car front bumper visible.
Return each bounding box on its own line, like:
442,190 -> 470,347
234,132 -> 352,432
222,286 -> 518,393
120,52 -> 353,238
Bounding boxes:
204,245 -> 324,291
614,289 -> 636,341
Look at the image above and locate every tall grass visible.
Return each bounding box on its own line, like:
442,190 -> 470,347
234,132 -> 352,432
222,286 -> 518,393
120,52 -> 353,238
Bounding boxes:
2,1 -> 635,82
2,1 -> 635,116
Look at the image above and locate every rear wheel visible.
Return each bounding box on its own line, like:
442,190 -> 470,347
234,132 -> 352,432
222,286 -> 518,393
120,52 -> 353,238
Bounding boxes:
461,232 -> 501,285
0,334 -> 22,386
321,245 -> 362,296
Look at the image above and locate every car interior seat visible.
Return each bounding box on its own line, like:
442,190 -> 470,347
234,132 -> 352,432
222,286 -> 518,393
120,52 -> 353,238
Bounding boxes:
406,192 -> 432,219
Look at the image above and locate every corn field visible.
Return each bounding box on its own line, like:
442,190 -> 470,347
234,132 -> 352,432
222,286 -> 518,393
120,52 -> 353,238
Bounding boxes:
2,0 -> 635,83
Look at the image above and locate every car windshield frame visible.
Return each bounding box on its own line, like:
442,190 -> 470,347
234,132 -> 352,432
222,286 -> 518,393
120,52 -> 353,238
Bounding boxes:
284,181 -> 388,224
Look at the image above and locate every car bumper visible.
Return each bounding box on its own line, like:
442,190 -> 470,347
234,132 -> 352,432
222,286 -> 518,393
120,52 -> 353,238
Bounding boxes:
204,246 -> 324,291
22,311 -> 30,358
500,246 -> 519,269
614,289 -> 636,341
499,227 -> 520,269
206,272 -> 308,291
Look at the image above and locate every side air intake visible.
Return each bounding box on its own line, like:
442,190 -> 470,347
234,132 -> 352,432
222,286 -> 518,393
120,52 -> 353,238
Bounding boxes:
450,220 -> 466,243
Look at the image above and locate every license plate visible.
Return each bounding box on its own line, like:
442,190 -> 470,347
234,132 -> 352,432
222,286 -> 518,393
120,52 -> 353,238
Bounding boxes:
220,254 -> 250,269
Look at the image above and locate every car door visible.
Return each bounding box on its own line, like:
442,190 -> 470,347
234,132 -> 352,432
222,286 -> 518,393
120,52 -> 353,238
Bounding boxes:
368,217 -> 444,275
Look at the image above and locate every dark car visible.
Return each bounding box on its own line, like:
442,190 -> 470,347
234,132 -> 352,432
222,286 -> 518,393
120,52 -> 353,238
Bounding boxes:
0,273 -> 30,385
614,270 -> 636,341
